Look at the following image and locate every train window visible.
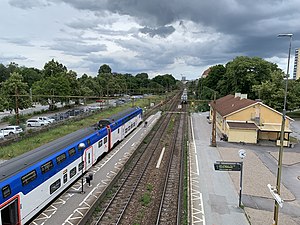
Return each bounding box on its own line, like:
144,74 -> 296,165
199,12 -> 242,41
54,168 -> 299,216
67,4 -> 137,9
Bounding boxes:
98,140 -> 103,148
68,148 -> 76,156
50,179 -> 61,194
118,128 -> 119,134
2,185 -> 11,198
87,139 -> 91,146
56,153 -> 66,164
104,137 -> 107,144
21,170 -> 37,186
70,167 -> 77,178
41,160 -> 54,174
63,174 -> 67,183
78,161 -> 84,171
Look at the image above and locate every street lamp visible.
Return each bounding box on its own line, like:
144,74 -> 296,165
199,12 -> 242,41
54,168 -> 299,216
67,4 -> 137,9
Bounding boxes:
78,142 -> 86,194
273,33 -> 293,225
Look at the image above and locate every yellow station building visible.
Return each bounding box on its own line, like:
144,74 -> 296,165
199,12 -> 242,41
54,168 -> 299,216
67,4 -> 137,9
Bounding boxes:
209,93 -> 293,145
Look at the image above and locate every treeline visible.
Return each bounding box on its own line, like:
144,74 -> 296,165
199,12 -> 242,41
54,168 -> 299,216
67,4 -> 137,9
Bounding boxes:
0,60 -> 179,112
189,56 -> 300,112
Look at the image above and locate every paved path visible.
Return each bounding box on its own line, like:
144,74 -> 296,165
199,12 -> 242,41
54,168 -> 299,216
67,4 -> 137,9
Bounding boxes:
189,112 -> 249,225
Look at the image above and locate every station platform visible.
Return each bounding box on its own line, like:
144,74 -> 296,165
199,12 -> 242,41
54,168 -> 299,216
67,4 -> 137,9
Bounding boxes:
30,112 -> 161,225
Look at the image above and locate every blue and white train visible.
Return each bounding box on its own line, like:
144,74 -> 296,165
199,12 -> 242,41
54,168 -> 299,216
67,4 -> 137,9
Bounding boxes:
0,107 -> 143,225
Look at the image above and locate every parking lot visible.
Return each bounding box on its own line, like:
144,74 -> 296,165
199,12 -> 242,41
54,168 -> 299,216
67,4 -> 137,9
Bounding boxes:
0,98 -> 131,141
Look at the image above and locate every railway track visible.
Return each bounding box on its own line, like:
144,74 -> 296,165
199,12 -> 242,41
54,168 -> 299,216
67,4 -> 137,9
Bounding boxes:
156,112 -> 186,225
86,93 -> 187,225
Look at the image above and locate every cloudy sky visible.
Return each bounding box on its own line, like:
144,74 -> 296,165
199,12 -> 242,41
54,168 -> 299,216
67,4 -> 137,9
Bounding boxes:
0,0 -> 299,80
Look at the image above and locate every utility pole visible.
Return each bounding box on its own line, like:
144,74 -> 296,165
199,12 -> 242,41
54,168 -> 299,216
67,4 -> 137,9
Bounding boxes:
15,86 -> 20,125
211,92 -> 217,147
273,33 -> 293,225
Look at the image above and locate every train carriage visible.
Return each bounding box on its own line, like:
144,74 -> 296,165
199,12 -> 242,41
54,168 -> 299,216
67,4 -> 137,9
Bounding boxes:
0,107 -> 142,225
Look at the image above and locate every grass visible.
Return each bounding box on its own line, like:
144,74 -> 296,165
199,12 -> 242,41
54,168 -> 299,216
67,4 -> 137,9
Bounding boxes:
0,98 -> 155,159
140,192 -> 151,206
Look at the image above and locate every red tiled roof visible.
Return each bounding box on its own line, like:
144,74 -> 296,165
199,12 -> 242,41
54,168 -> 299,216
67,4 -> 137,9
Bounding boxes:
210,94 -> 256,117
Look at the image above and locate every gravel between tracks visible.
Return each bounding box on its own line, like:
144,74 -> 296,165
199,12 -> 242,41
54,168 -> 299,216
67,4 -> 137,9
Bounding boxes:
217,145 -> 299,225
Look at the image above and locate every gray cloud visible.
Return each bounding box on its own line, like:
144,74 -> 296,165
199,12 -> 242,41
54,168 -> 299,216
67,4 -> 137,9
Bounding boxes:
139,26 -> 175,37
45,38 -> 107,56
0,54 -> 28,63
3,0 -> 300,79
9,0 -> 49,9
58,0 -> 300,54
1,37 -> 34,47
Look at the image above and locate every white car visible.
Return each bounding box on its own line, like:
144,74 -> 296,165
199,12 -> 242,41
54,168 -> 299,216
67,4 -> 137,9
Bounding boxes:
26,119 -> 50,127
2,125 -> 24,136
37,116 -> 55,123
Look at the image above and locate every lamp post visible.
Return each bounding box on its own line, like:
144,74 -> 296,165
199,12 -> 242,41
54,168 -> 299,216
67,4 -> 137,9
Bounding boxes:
78,142 -> 86,194
273,33 -> 293,225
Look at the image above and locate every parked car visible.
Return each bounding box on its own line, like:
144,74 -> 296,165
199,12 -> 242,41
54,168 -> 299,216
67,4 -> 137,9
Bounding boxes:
87,106 -> 102,111
26,119 -> 50,127
2,125 -> 24,136
66,109 -> 81,117
37,116 -> 55,123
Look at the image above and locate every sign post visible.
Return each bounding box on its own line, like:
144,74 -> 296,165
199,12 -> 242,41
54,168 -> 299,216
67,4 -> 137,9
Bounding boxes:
214,161 -> 244,207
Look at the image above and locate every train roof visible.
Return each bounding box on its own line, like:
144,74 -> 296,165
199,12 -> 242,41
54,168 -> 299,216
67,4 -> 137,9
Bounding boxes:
0,126 -> 97,182
99,107 -> 141,124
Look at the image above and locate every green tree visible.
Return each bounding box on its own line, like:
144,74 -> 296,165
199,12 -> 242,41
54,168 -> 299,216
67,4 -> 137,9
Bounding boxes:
43,59 -> 67,78
252,70 -> 285,111
0,64 -> 10,82
98,64 -> 112,74
224,56 -> 280,99
19,67 -> 42,88
32,75 -> 71,110
1,72 -> 31,112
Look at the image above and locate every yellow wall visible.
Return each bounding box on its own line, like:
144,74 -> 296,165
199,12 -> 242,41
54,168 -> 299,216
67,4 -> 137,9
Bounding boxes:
228,129 -> 257,143
226,104 -> 291,129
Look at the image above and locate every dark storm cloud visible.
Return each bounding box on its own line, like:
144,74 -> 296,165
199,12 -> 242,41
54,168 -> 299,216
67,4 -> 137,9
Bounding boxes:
45,38 -> 107,56
139,26 -> 175,37
58,0 -> 300,57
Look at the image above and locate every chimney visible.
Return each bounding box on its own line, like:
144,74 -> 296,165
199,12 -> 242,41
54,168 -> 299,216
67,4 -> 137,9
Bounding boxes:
235,93 -> 241,98
240,94 -> 247,99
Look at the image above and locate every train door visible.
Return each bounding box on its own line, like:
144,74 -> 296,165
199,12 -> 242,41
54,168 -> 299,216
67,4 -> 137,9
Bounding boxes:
106,126 -> 111,151
0,197 -> 20,225
85,146 -> 94,170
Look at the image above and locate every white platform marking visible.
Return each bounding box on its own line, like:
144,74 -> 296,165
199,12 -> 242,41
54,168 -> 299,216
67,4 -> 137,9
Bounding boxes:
156,147 -> 165,168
